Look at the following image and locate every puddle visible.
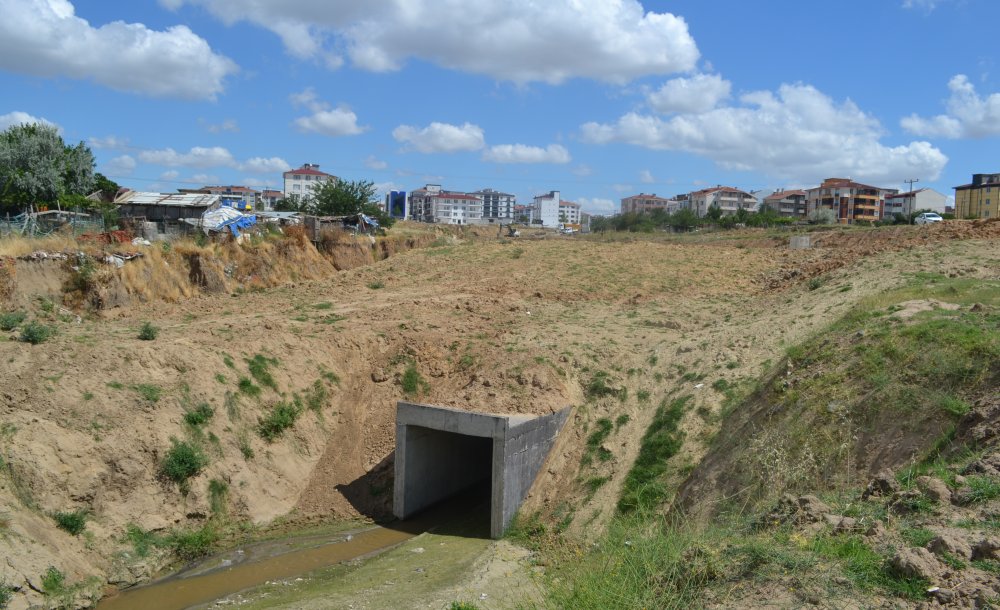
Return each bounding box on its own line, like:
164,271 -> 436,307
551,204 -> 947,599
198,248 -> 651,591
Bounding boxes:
97,489 -> 490,610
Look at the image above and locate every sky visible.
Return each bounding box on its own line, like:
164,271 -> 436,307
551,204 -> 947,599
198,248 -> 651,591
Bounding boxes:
2,0 -> 999,215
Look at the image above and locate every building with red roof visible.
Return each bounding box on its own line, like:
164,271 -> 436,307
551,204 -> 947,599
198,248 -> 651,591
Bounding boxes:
282,163 -> 336,200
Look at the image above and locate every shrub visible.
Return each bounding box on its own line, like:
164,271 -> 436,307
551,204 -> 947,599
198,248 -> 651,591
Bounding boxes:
167,525 -> 218,560
367,280 -> 385,289
138,321 -> 159,341
41,566 -> 65,594
0,311 -> 26,331
160,438 -> 208,489
52,510 -> 87,536
183,403 -> 214,427
0,582 -> 12,607
257,402 -> 300,442
19,321 -> 53,344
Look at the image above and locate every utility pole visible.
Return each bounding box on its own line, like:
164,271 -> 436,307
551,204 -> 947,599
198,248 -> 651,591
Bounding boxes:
904,178 -> 919,223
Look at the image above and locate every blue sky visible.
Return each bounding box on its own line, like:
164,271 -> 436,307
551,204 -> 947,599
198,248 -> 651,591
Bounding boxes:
2,0 -> 998,215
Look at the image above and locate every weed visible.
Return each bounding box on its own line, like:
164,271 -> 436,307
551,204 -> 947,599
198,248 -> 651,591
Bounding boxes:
585,371 -> 625,401
637,390 -> 651,402
124,524 -> 164,558
19,321 -> 53,344
137,321 -> 159,341
615,413 -> 631,428
900,526 -> 936,548
0,582 -> 11,607
367,280 -> 385,289
311,301 -> 333,310
237,431 -> 254,460
648,354 -> 658,366
401,363 -> 429,395
166,525 -> 218,561
238,377 -> 261,397
133,384 -> 161,403
320,368 -> 340,385
52,510 -> 87,536
82,391 -> 94,401
257,401 -> 300,442
965,476 -> 1000,503
585,476 -> 610,493
183,403 -> 214,427
0,311 -> 25,331
305,380 -> 328,413
813,535 -> 927,598
214,373 -> 227,384
41,566 -> 65,594
208,479 -> 228,516
510,247 -> 524,259
222,354 -> 235,368
246,354 -> 279,390
107,381 -> 124,390
808,276 -> 825,290
159,438 -> 208,491
450,602 -> 480,610
586,418 -> 614,450
618,395 -> 691,515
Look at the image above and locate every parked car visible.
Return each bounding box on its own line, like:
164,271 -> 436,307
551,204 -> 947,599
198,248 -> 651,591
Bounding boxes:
914,212 -> 943,225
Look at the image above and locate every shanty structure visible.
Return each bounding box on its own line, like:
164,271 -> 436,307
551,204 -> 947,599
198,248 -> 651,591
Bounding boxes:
115,191 -> 222,238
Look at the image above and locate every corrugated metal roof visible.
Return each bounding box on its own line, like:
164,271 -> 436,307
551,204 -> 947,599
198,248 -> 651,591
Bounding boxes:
116,192 -> 220,207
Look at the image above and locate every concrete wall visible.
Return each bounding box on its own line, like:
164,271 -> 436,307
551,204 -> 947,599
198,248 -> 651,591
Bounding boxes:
394,402 -> 570,538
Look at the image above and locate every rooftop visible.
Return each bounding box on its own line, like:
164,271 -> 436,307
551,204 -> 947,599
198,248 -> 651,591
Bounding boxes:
116,191 -> 220,207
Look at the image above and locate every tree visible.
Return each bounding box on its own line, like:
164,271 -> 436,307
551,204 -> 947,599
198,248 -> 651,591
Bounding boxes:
705,204 -> 723,222
809,207 -> 837,224
311,178 -> 394,228
93,173 -> 120,200
274,194 -> 309,212
0,123 -> 95,213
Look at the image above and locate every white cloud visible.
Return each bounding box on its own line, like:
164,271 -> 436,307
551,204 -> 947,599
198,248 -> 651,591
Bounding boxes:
291,87 -> 366,136
240,157 -> 291,173
373,181 -> 401,197
159,170 -> 180,181
393,122 -> 485,153
159,0 -> 698,84
203,118 -> 240,134
139,146 -> 237,169
639,169 -> 655,184
365,155 -> 388,170
582,83 -> 948,184
0,110 -> 58,131
901,75 -> 1000,139
482,144 -> 571,164
576,197 -> 616,215
192,173 -> 220,184
0,0 -> 237,100
572,164 -> 594,177
648,73 -> 731,114
612,184 -> 633,193
88,135 -> 128,150
902,0 -> 944,12
103,155 -> 136,176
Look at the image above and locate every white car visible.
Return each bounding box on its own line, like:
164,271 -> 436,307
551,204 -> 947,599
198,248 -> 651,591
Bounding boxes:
914,212 -> 943,225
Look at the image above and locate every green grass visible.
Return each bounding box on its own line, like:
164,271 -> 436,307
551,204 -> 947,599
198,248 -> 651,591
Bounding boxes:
965,475 -> 1000,503
183,403 -> 214,427
208,479 -> 228,516
246,354 -> 279,390
159,438 -> 208,491
124,524 -> 165,558
19,321 -> 53,344
238,377 -> 261,397
257,401 -> 301,442
133,384 -> 162,403
401,363 -> 428,395
617,395 -> 690,515
0,581 -> 12,607
305,379 -> 329,412
585,371 -> 625,401
41,566 -> 65,595
166,525 -> 218,560
137,321 -> 159,340
367,280 -> 385,289
812,535 -> 927,598
0,311 -> 26,331
52,510 -> 87,536
899,526 -> 936,548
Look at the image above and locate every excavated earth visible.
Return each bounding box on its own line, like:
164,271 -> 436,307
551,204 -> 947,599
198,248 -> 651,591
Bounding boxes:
1,221 -> 999,609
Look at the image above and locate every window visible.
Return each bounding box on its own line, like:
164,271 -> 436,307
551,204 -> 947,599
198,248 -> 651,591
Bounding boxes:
293,175 -> 301,180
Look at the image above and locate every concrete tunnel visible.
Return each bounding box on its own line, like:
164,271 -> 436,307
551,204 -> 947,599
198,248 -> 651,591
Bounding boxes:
393,401 -> 571,539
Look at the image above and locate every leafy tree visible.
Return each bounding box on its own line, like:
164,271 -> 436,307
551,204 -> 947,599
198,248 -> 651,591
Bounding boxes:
312,178 -> 393,227
669,208 -> 699,230
93,173 -> 120,200
705,204 -> 723,222
734,207 -> 751,225
809,207 -> 837,224
0,123 -> 95,213
273,194 -> 308,212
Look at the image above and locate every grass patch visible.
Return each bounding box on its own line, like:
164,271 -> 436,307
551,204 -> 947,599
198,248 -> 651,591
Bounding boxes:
52,509 -> 87,536
257,401 -> 301,442
41,566 -> 65,595
305,379 -> 329,413
166,525 -> 218,561
124,524 -> 165,558
965,475 -> 1000,503
812,535 -> 927,598
367,280 -> 385,289
19,321 -> 53,344
238,377 -> 261,397
585,371 -> 626,401
0,311 -> 26,331
208,479 -> 228,517
400,363 -> 429,396
137,321 -> 159,340
183,403 -> 214,427
618,395 -> 691,515
133,383 -> 162,403
246,354 -> 279,390
159,438 -> 208,492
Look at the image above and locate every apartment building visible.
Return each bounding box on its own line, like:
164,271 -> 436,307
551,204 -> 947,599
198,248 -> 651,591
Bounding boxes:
260,189 -> 283,210
532,190 -> 561,228
688,186 -> 758,217
408,184 -> 442,222
620,193 -> 674,215
954,173 -> 1000,219
429,191 -> 483,225
763,189 -> 808,219
471,188 -> 516,223
805,178 -> 897,224
884,188 -> 948,218
283,163 -> 336,200
559,200 -> 581,225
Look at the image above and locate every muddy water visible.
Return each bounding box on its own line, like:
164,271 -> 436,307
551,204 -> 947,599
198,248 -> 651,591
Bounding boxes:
97,491 -> 490,610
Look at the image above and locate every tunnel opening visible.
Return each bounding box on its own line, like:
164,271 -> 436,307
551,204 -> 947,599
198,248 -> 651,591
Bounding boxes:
394,402 -> 570,538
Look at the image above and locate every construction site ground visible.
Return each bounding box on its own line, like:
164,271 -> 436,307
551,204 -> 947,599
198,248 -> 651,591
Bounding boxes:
1,220 -> 999,609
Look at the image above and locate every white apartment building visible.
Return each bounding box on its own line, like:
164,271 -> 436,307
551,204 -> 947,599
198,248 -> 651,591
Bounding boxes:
532,190 -> 561,228
430,191 -> 483,224
471,188 -> 515,223
559,199 -> 581,225
884,188 -> 948,218
688,186 -> 758,217
283,163 -> 336,200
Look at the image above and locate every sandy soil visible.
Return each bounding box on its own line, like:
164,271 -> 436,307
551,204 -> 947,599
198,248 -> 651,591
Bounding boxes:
1,221 -> 999,608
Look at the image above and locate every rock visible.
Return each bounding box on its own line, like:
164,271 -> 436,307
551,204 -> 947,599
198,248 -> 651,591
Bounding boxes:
796,495 -> 831,522
972,538 -> 1000,561
931,588 -> 956,604
889,489 -> 925,514
890,547 -> 945,582
928,534 -> 973,560
865,521 -> 887,538
370,369 -> 388,383
862,469 -> 900,499
916,476 -> 952,504
834,516 -> 858,534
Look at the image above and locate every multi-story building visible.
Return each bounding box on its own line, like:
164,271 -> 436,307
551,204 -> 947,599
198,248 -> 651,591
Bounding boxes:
884,188 -> 949,218
954,173 -> 1000,219
805,178 -> 897,224
408,184 -> 442,222
428,191 -> 483,225
620,193 -> 673,215
532,190 -> 561,228
763,189 -> 808,219
471,188 -> 516,223
559,199 -> 581,225
688,186 -> 758,217
283,163 -> 336,200
260,189 -> 283,210
513,204 -> 532,223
